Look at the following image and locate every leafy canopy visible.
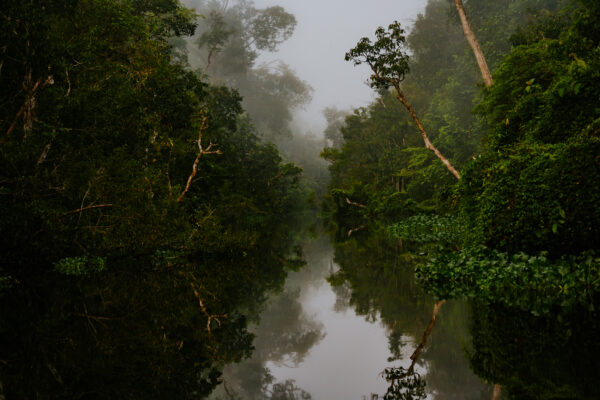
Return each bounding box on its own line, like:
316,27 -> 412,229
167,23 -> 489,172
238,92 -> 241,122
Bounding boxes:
345,21 -> 410,90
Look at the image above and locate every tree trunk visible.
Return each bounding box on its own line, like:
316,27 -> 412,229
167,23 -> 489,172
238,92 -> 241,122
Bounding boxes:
491,384 -> 502,400
394,88 -> 461,180
453,0 -> 493,88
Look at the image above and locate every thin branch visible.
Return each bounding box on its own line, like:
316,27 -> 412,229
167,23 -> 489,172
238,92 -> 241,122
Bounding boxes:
73,313 -> 114,321
63,204 -> 114,216
348,225 -> 366,237
64,67 -> 71,97
190,282 -> 227,341
3,104 -> 25,138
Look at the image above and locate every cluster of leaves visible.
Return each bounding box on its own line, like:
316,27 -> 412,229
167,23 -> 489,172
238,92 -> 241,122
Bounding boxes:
54,256 -> 106,276
386,214 -> 463,244
459,135 -> 600,255
416,246 -> 600,315
344,21 -> 410,90
381,367 -> 427,400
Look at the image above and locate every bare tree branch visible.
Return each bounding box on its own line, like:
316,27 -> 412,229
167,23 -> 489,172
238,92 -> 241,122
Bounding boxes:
177,117 -> 222,203
348,224 -> 366,237
346,197 -> 367,208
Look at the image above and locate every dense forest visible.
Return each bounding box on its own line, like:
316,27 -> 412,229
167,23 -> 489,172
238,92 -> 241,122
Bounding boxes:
324,0 -> 600,310
323,0 -> 600,398
1,0 -> 600,398
0,0 -> 319,398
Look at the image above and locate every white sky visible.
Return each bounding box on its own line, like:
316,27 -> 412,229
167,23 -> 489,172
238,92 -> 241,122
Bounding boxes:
251,0 -> 429,134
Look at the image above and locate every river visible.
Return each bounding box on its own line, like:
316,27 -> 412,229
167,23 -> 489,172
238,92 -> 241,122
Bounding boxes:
209,234 -> 493,399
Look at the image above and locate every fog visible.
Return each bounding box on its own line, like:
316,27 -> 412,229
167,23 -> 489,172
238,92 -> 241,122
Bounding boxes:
251,0 -> 429,134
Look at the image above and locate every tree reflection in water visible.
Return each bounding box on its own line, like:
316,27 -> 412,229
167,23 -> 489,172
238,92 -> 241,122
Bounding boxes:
328,231 -> 489,399
330,230 -> 600,399
210,237 -> 333,400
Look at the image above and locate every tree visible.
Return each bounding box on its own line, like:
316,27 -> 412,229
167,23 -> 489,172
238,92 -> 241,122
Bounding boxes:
323,107 -> 349,149
346,22 -> 461,180
190,0 -> 311,142
452,0 -> 493,87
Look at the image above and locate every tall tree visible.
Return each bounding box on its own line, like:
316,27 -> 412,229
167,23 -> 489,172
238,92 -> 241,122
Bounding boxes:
453,0 -> 493,87
346,22 -> 461,180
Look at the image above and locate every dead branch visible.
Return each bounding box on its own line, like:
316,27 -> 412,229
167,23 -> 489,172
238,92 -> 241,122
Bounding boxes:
190,282 -> 227,340
348,224 -> 366,237
177,117 -> 222,203
4,104 -> 25,138
46,363 -> 64,385
36,142 -> 52,166
346,197 -> 367,208
73,313 -> 114,321
64,67 -> 71,97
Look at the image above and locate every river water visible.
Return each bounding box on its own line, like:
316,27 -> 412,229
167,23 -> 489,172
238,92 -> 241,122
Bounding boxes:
210,234 -> 492,399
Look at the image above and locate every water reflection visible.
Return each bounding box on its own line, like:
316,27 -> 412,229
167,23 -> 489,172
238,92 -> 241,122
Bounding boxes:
210,229 -> 600,399
469,301 -> 600,399
328,231 -> 490,399
210,237 -> 331,399
213,232 -> 490,399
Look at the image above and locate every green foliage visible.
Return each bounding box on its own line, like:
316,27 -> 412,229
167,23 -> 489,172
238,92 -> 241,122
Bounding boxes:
345,21 -> 410,90
460,1 -> 600,255
459,135 -> 600,255
54,256 -> 106,276
417,246 -> 600,315
387,214 -> 463,244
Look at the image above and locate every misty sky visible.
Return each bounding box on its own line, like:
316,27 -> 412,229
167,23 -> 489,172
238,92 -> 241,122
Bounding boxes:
251,0 -> 430,134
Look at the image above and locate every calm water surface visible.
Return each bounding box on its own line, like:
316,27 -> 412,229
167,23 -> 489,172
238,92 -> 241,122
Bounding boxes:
210,235 -> 489,399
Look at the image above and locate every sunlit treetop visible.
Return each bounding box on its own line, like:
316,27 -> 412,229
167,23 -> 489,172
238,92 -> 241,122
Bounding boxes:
345,21 -> 410,90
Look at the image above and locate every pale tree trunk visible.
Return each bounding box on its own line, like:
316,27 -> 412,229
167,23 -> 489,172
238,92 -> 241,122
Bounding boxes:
394,86 -> 461,180
491,384 -> 502,400
453,0 -> 493,88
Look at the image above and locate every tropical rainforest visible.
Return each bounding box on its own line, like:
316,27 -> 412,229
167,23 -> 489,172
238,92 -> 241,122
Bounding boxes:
323,0 -> 600,398
1,0 -> 599,398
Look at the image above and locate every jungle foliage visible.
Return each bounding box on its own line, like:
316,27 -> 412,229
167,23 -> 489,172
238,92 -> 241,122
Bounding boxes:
324,0 -> 599,308
0,0 -> 310,397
